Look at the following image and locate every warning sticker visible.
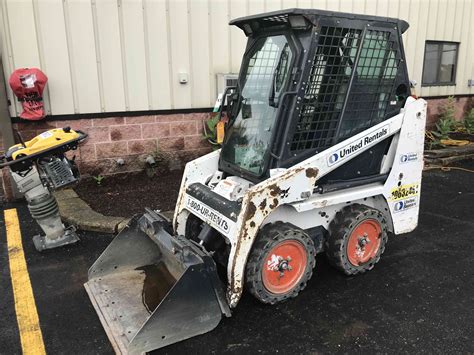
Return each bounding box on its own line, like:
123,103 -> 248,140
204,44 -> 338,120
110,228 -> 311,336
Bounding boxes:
39,131 -> 53,139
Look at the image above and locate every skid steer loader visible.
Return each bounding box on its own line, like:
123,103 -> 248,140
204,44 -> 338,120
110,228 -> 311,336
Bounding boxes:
85,9 -> 426,353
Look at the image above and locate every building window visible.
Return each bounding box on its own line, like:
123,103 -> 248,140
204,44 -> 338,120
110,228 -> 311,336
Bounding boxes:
422,41 -> 459,86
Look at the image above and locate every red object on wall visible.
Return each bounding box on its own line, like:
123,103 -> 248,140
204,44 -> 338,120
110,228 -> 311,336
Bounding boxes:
9,68 -> 48,120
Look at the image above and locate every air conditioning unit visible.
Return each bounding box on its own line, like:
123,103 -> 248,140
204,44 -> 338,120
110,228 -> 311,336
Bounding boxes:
216,73 -> 238,97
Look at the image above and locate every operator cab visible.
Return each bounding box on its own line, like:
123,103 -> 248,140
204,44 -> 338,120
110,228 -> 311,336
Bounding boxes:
219,9 -> 411,184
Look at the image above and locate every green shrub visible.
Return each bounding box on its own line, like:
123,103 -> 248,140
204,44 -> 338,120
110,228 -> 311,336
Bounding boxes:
432,116 -> 456,141
93,175 -> 105,186
428,96 -> 457,148
464,108 -> 474,134
438,96 -> 456,123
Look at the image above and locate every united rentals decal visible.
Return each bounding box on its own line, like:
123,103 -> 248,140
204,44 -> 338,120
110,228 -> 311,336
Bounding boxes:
185,195 -> 233,235
400,152 -> 419,163
393,196 -> 418,213
327,125 -> 389,166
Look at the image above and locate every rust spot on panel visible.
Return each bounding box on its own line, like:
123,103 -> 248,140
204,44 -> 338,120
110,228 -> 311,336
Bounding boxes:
259,199 -> 267,210
279,166 -> 304,180
268,184 -> 281,197
269,198 -> 279,209
246,201 -> 257,220
306,167 -> 319,178
250,221 -> 255,228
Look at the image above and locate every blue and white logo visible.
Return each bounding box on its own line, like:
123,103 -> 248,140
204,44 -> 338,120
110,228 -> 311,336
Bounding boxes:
393,197 -> 417,213
394,201 -> 404,211
400,153 -> 418,163
329,153 -> 339,164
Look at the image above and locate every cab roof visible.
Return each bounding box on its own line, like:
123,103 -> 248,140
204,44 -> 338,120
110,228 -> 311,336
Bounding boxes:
230,8 -> 409,36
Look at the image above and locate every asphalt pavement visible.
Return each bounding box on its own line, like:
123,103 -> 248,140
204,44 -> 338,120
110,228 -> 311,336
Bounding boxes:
1,161 -> 473,354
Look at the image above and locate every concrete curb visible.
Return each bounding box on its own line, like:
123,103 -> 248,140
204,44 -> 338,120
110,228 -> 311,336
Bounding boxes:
54,189 -> 175,234
54,189 -> 130,234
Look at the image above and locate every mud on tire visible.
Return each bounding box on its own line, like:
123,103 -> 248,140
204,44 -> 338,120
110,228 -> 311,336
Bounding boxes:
326,204 -> 388,275
245,222 -> 316,305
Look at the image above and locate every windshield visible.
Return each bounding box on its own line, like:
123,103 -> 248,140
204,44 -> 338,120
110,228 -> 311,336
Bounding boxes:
221,35 -> 293,176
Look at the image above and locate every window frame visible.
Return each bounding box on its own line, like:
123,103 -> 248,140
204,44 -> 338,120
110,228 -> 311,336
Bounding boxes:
218,29 -> 301,182
421,40 -> 459,87
220,34 -> 295,177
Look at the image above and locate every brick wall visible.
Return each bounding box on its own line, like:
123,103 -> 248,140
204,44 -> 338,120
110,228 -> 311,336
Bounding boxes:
10,112 -> 212,179
424,96 -> 473,129
1,96 -> 473,201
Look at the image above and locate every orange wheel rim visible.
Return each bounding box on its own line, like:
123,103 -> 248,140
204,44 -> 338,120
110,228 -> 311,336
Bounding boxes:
347,219 -> 382,266
262,240 -> 307,294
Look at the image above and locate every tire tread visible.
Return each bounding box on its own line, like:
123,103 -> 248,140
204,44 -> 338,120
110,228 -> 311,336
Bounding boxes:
325,204 -> 388,275
245,222 -> 316,305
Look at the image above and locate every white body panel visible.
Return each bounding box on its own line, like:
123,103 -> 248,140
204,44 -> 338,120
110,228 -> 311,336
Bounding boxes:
173,97 -> 427,308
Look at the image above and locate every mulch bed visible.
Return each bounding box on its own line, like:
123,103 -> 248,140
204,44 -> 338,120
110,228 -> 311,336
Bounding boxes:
74,169 -> 183,218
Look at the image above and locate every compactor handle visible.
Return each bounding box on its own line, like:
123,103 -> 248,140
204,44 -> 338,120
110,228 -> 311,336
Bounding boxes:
16,130 -> 26,148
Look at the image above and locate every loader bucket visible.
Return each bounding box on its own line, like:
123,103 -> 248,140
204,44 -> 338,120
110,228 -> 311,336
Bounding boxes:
84,210 -> 231,354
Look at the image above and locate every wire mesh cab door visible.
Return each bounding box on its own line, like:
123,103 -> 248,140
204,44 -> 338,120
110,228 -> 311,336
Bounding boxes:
278,17 -> 410,180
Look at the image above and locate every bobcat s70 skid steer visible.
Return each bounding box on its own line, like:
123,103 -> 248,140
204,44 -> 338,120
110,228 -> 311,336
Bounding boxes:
85,9 -> 426,354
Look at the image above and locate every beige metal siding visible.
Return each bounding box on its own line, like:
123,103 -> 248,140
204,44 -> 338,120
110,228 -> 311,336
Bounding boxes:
0,0 -> 473,117
36,0 -> 75,115
145,0 -> 172,109
97,0 -> 128,112
189,0 -> 211,108
65,0 -> 101,113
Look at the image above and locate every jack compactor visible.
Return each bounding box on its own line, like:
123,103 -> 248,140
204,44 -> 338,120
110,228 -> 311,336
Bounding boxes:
85,9 -> 426,353
0,127 -> 87,250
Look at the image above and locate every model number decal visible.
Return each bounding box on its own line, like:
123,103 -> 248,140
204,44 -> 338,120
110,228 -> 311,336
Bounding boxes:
327,125 -> 389,166
390,183 -> 420,201
185,195 -> 232,235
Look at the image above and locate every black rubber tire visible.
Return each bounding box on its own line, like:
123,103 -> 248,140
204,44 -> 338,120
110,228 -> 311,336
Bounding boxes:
326,204 -> 388,276
245,222 -> 316,305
